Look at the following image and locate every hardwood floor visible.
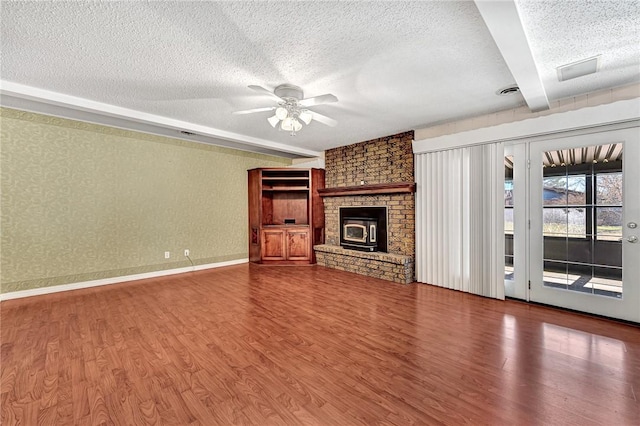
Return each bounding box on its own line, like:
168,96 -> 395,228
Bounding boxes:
2,264 -> 639,425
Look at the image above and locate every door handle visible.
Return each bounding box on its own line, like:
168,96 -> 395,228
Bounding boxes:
627,235 -> 638,243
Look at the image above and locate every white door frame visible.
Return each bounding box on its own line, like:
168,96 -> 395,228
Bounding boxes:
525,126 -> 640,322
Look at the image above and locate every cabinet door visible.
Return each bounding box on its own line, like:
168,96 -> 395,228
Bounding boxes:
287,229 -> 310,261
261,229 -> 286,260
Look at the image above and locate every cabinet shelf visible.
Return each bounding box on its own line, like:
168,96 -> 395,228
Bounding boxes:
262,177 -> 309,181
262,171 -> 309,179
262,187 -> 310,191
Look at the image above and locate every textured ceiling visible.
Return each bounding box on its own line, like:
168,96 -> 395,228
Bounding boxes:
516,0 -> 640,101
1,1 -> 638,157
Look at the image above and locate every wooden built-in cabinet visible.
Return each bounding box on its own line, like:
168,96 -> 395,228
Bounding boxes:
248,168 -> 325,264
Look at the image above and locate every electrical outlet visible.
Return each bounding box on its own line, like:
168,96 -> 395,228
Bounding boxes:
164,251 -> 170,259
184,249 -> 190,257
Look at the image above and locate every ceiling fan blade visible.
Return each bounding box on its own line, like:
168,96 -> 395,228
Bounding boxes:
232,106 -> 276,115
299,94 -> 338,107
248,85 -> 283,101
311,112 -> 337,127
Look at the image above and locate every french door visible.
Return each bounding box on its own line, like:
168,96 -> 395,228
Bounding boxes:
508,127 -> 640,322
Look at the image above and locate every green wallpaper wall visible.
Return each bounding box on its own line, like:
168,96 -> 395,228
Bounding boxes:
0,108 -> 290,293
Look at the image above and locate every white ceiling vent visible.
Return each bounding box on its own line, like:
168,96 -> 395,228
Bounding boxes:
557,56 -> 600,82
496,85 -> 520,96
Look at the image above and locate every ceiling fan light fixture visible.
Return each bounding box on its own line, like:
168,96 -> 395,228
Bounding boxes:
275,107 -> 288,120
267,115 -> 280,128
281,116 -> 294,131
299,110 -> 313,125
235,84 -> 338,135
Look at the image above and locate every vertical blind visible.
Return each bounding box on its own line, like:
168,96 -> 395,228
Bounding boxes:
415,143 -> 505,300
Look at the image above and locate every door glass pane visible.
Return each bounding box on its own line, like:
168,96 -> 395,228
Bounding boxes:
542,208 -> 586,237
543,175 -> 586,206
596,207 -> 622,240
582,266 -> 623,296
505,208 -> 514,233
505,156 -> 514,280
542,143 -> 622,298
596,172 -> 622,205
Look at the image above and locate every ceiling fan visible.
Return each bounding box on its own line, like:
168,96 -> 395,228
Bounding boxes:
233,84 -> 338,135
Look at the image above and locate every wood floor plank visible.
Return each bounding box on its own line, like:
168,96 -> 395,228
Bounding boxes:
2,264 -> 640,425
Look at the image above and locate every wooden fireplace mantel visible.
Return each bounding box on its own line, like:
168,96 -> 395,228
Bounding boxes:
318,182 -> 416,197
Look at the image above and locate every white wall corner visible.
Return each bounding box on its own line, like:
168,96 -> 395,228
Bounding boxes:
290,154 -> 325,169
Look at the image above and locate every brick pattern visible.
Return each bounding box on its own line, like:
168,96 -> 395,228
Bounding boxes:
318,131 -> 415,283
315,245 -> 414,285
323,194 -> 414,257
324,131 -> 414,188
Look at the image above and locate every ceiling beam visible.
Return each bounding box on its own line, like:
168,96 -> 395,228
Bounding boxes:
475,0 -> 550,112
0,81 -> 322,158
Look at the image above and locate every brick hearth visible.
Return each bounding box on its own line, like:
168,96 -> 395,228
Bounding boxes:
314,244 -> 414,284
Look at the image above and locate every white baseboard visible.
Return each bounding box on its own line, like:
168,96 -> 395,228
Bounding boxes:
0,258 -> 248,301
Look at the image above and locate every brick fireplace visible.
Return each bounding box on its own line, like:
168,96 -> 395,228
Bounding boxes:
314,131 -> 415,284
